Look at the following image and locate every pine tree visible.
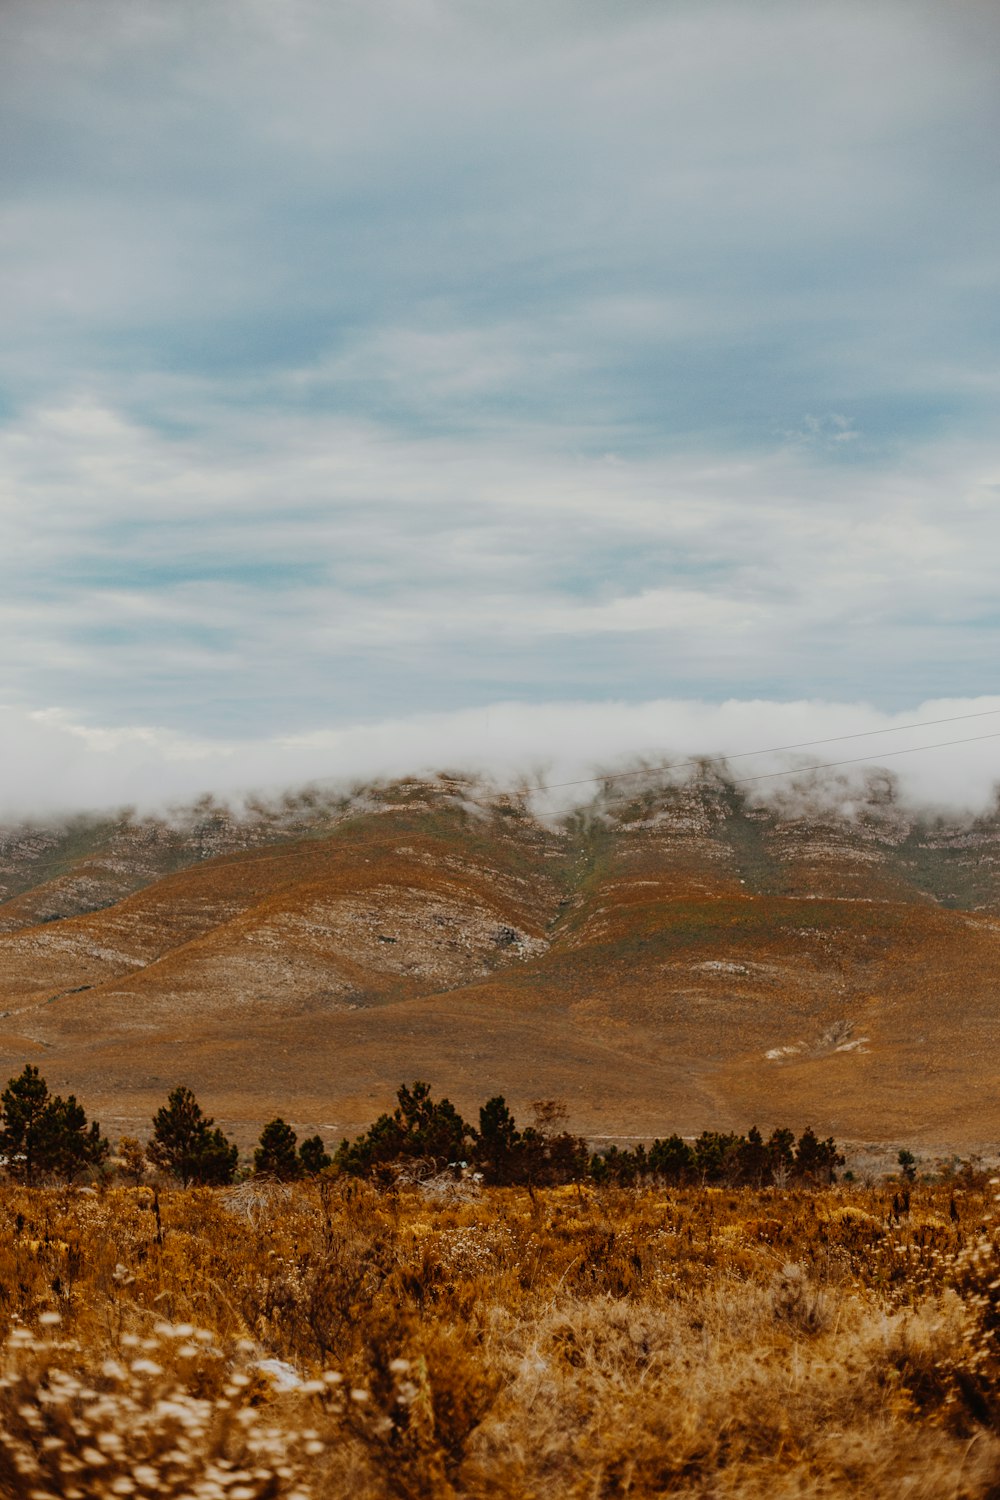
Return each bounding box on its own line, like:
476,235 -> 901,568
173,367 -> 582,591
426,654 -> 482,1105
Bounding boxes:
335,1081 -> 472,1176
737,1125 -> 769,1186
0,1065 -> 109,1184
147,1086 -> 238,1187
475,1095 -> 520,1184
298,1134 -> 331,1175
648,1134 -> 695,1183
767,1126 -> 797,1185
254,1118 -> 302,1179
794,1126 -> 844,1184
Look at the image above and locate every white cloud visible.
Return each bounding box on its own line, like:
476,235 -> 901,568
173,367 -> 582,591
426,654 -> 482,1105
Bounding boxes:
2,695 -> 999,823
1,2 -> 999,762
2,395 -> 1000,733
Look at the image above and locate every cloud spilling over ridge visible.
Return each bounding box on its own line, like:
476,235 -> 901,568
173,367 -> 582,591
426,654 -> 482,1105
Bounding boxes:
3,697 -> 999,823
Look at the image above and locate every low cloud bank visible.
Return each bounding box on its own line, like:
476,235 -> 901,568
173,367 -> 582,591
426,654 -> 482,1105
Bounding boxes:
2,696 -> 999,824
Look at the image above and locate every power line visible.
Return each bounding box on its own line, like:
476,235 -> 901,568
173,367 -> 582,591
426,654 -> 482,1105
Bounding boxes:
530,706 -> 1000,796
729,728 -> 1000,787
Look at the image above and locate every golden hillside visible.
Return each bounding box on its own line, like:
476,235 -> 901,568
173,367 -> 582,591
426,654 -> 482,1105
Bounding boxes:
0,772 -> 998,1153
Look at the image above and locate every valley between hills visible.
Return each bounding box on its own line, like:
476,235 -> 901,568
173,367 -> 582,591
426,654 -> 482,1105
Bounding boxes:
0,770 -> 998,1161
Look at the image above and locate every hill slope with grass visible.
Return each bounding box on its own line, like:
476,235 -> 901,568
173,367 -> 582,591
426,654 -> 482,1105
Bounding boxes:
0,772 -> 998,1154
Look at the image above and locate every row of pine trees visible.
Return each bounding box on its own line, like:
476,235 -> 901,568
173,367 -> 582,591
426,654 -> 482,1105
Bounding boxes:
0,1066 -> 844,1188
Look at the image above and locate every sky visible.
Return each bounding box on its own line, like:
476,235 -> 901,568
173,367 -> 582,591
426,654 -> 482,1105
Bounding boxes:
2,0 -> 1000,814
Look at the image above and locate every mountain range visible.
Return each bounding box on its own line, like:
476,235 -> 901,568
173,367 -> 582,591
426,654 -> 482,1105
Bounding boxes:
1,769 -> 998,1158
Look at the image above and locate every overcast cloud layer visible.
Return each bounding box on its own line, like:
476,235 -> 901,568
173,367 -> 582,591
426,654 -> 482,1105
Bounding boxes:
2,1 -> 1000,814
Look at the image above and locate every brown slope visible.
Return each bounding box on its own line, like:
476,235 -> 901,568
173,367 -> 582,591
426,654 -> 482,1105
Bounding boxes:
0,774 -> 997,1152
0,785 -> 568,1135
0,803 -> 303,932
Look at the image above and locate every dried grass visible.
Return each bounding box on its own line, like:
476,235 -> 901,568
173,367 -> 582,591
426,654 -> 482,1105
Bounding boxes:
0,1178 -> 997,1497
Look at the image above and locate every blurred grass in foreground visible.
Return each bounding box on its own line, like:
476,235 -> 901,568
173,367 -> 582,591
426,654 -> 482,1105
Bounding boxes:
0,1175 -> 997,1498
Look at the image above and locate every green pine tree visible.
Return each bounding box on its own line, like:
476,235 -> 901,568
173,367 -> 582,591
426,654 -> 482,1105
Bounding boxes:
298,1134 -> 332,1175
648,1134 -> 695,1183
147,1086 -> 238,1187
0,1065 -> 109,1184
475,1095 -> 520,1184
335,1081 -> 472,1177
794,1126 -> 844,1184
254,1117 -> 302,1179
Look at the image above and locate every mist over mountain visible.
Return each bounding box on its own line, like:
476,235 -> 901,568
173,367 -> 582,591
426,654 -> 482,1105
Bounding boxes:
3,696 -> 1000,822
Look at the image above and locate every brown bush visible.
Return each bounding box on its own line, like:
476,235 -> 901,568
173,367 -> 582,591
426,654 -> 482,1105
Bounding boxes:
0,1178 -> 998,1497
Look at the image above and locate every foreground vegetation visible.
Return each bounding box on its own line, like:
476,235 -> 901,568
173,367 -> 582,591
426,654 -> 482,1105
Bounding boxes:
0,1173 -> 997,1498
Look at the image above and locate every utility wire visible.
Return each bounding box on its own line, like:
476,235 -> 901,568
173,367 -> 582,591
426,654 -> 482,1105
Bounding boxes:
530,706 -> 1000,796
728,727 -> 1000,787
303,703 -> 1000,799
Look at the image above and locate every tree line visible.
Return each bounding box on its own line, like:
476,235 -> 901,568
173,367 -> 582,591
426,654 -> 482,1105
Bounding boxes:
0,1066 -> 843,1188
332,1081 -> 844,1187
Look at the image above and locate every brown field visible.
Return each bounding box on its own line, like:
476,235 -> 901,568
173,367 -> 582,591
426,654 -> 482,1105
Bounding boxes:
0,773 -> 999,1156
1,1173 -> 998,1498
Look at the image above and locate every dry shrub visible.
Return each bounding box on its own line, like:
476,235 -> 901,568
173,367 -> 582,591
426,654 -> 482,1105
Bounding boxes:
769,1261 -> 832,1334
340,1330 -> 502,1500
466,1284 -> 999,1499
946,1187 -> 1000,1429
0,1177 -> 999,1497
0,1317 -> 327,1499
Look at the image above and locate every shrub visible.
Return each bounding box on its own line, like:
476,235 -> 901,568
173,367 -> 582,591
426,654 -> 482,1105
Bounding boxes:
0,1316 -> 327,1499
115,1135 -> 149,1186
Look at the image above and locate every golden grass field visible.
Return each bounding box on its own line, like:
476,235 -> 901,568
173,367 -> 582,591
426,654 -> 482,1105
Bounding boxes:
1,1171 -> 998,1499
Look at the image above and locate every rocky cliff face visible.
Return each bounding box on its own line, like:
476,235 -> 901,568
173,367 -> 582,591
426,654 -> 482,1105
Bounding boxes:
0,772 -> 997,1151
